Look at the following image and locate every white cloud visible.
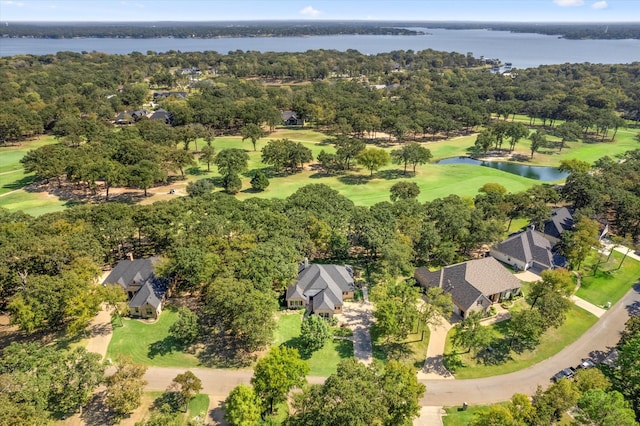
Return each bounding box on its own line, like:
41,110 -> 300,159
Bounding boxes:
1,1 -> 25,6
592,1 -> 608,9
553,0 -> 584,6
300,5 -> 320,17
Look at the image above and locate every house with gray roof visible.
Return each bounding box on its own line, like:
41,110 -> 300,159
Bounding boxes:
490,228 -> 555,273
103,256 -> 168,320
543,207 -> 574,245
414,257 -> 522,319
286,262 -> 355,318
281,111 -> 304,126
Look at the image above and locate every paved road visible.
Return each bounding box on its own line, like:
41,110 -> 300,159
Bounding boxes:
418,283 -> 640,406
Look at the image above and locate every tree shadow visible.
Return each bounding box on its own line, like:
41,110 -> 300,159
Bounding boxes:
79,391 -> 120,426
337,174 -> 370,185
148,336 -> 182,359
474,339 -> 513,365
209,400 -> 227,425
377,169 -> 407,180
334,338 -> 354,359
152,391 -> 183,413
196,331 -> 256,368
186,166 -> 208,176
1,174 -> 36,191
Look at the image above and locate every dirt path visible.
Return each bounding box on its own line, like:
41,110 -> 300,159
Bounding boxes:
85,304 -> 114,361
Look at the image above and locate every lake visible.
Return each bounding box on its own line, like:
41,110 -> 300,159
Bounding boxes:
2,27 -> 640,68
435,157 -> 569,181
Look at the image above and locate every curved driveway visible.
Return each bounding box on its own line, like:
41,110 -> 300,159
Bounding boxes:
141,284 -> 640,405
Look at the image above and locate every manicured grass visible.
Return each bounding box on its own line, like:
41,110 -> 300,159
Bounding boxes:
444,304 -> 598,379
0,136 -> 56,173
187,394 -> 210,420
576,249 -> 640,307
370,323 -> 431,370
443,404 -> 508,426
106,308 -> 200,368
273,311 -> 353,376
0,190 -> 69,216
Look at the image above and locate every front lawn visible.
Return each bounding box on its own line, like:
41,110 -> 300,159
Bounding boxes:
371,323 -> 431,370
576,249 -> 640,307
443,404 -> 509,426
273,312 -> 353,376
106,308 -> 200,368
443,304 -> 598,379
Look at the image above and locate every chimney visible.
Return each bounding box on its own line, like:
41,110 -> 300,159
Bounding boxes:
128,252 -> 134,262
304,257 -> 309,269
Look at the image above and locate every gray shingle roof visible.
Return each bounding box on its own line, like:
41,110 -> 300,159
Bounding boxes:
493,229 -> 554,269
415,257 -> 521,312
543,207 -> 574,240
103,257 -> 159,290
286,264 -> 354,313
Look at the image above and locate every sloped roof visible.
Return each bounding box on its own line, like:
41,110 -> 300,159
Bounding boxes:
415,257 -> 521,312
281,111 -> 299,121
128,279 -> 167,309
286,264 -> 354,313
543,207 -> 574,240
103,257 -> 159,290
493,229 -> 554,269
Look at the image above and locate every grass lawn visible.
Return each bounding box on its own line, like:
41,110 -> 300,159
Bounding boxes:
187,394 -> 210,420
444,304 -> 598,379
106,308 -> 200,368
371,323 -> 431,370
273,311 -> 353,376
443,404 -> 508,426
576,249 -> 640,307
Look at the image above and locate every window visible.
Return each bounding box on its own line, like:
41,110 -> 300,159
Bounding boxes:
290,300 -> 303,307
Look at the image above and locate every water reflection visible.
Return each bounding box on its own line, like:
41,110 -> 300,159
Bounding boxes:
435,157 -> 568,181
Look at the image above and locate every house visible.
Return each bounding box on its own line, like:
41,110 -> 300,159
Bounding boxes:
152,91 -> 188,102
543,207 -> 574,245
149,108 -> 173,125
281,111 -> 304,126
490,228 -> 556,273
414,257 -> 522,319
114,109 -> 149,125
103,256 -> 168,320
285,261 -> 354,318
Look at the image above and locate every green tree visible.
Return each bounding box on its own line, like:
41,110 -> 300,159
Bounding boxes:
389,181 -> 421,202
251,346 -> 309,414
214,148 -> 249,179
508,309 -> 545,350
452,311 -> 493,354
528,268 -> 574,308
250,170 -> 270,191
529,130 -> 548,159
171,371 -> 202,412
241,123 -> 266,151
475,129 -> 496,153
356,148 -> 390,176
506,122 -> 529,152
559,216 -> 601,269
300,314 -> 332,356
105,357 -> 148,418
169,307 -> 200,344
470,405 -> 520,426
533,379 -> 580,423
390,142 -> 432,174
558,158 -> 591,174
380,360 -> 426,425
556,121 -> 583,151
334,136 -> 365,170
99,283 -> 127,327
573,368 -> 612,393
611,334 -> 640,419
199,145 -> 216,172
224,384 -> 262,426
576,389 -> 637,426
420,286 -> 454,328
128,159 -> 165,197
371,279 -> 420,342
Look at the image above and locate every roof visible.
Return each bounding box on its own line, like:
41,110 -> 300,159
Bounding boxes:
414,257 -> 521,312
281,111 -> 299,121
543,207 -> 574,240
128,279 -> 168,309
286,264 -> 354,312
493,229 -> 554,269
103,257 -> 159,290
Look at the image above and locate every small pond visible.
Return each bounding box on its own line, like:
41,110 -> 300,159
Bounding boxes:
435,157 -> 569,181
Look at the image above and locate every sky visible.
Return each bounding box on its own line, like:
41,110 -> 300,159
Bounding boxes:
0,0 -> 637,22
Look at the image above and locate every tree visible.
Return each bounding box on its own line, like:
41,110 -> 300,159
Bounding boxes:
452,311 -> 493,354
508,309 -> 545,350
556,121 -> 582,151
214,148 -> 249,179
128,159 -> 165,196
250,170 -> 270,191
241,123 -> 266,151
371,279 -> 421,342
169,307 -> 200,344
559,216 -> 601,269
419,286 -> 453,328
389,181 -> 420,202
199,145 -> 216,172
334,136 -> 366,170
380,361 -> 426,426
533,378 -> 580,423
558,158 -> 591,174
317,150 -> 342,174
576,389 -> 637,426
470,405 -> 520,426
171,371 -> 202,412
475,129 -> 496,154
104,357 -> 148,418
528,268 -> 574,308
186,178 -> 216,197
529,130 -> 547,159
99,283 -> 127,327
506,122 -> 529,152
251,346 -> 309,414
390,142 -> 432,174
356,148 -> 390,176
300,314 -> 332,356
611,334 -> 640,419
573,368 -> 611,393
224,384 -> 262,426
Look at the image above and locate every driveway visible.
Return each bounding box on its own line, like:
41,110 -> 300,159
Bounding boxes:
418,283 -> 640,406
340,301 -> 374,364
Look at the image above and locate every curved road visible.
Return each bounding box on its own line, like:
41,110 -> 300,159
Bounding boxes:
141,284 -> 640,405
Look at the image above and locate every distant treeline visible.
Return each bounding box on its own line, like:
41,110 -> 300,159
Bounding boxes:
414,21 -> 640,40
2,20 -> 639,40
0,21 -> 424,39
